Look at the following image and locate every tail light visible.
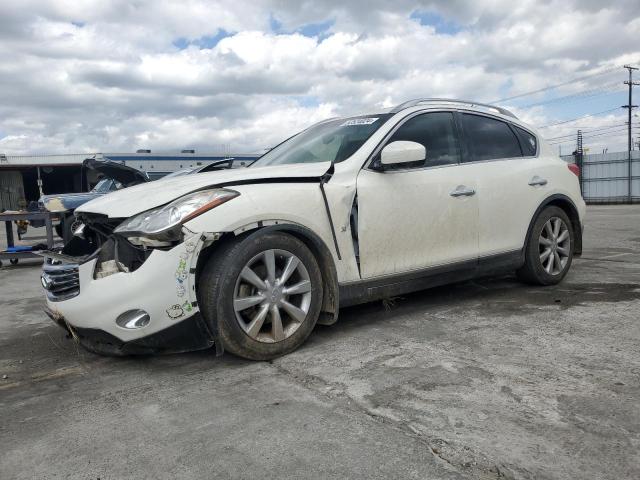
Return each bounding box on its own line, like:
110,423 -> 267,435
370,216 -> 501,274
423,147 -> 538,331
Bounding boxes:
567,163 -> 580,177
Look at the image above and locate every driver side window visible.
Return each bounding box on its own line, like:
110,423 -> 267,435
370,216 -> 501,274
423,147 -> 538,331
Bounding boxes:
383,112 -> 461,169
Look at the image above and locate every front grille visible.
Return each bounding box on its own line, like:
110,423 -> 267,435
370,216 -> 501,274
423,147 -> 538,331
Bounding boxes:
42,259 -> 80,301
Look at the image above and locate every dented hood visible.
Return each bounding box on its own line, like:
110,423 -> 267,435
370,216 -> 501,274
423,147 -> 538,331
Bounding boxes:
77,161 -> 331,218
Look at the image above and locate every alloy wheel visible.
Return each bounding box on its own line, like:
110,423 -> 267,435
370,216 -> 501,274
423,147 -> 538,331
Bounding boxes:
233,249 -> 312,343
538,217 -> 571,275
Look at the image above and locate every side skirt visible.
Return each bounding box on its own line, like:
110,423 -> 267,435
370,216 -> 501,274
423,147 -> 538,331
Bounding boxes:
339,250 -> 523,307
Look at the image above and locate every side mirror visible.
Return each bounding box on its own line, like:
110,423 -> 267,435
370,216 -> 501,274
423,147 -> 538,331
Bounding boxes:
380,141 -> 426,167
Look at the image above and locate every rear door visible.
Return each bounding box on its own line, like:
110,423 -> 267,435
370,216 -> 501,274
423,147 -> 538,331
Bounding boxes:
457,113 -> 547,257
356,111 -> 479,279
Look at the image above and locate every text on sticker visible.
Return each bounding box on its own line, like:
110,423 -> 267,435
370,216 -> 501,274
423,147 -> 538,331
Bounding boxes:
340,118 -> 379,126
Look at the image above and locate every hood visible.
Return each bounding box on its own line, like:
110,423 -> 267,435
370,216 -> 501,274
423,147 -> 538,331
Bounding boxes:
40,192 -> 104,212
84,158 -> 149,186
77,161 -> 331,218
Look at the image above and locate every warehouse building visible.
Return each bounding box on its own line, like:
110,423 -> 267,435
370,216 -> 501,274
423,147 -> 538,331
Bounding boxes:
0,150 -> 260,211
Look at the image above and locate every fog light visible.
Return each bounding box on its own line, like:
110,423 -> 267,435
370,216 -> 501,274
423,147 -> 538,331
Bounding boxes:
116,309 -> 150,329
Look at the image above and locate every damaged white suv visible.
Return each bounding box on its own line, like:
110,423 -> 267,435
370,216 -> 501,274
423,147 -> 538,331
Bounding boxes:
42,99 -> 585,360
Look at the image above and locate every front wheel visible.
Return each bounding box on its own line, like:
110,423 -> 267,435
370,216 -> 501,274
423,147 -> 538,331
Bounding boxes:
199,231 -> 324,360
517,206 -> 574,285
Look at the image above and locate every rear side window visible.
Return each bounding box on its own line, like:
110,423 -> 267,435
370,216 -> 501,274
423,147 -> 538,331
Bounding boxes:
384,112 -> 461,169
461,114 -> 522,161
514,126 -> 537,156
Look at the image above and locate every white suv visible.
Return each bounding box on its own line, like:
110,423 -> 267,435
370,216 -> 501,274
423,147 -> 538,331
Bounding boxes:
41,99 -> 585,360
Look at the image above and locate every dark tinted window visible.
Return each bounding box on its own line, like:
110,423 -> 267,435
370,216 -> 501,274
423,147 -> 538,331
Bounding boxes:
462,114 -> 522,161
514,126 -> 537,156
383,112 -> 460,169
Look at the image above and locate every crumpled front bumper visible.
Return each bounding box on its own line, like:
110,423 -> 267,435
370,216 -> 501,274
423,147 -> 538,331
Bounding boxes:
45,306 -> 214,355
44,232 -> 218,355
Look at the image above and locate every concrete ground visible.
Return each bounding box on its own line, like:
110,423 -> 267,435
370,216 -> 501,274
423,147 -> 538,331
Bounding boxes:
1,205 -> 639,480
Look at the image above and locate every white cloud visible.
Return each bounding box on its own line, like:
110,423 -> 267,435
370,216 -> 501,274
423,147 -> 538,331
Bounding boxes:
0,0 -> 639,154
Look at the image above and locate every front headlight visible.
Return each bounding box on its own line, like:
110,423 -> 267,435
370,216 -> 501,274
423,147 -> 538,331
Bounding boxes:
114,188 -> 239,237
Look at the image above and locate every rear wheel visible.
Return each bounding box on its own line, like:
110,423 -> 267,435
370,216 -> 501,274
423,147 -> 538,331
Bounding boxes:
517,206 -> 574,285
199,231 -> 323,360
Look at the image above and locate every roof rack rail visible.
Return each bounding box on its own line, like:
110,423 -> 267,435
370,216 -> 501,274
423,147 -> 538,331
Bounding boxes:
389,98 -> 518,119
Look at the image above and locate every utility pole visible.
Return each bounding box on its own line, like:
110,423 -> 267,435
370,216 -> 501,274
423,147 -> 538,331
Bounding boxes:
576,130 -> 584,194
622,65 -> 639,203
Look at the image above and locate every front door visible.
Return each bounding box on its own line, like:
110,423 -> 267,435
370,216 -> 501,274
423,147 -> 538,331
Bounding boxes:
356,111 -> 479,279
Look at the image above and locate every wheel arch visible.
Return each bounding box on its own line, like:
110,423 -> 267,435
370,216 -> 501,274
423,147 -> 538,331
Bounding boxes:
196,222 -> 340,326
524,194 -> 583,256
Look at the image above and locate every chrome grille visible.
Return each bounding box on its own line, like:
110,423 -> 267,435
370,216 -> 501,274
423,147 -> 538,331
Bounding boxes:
41,259 -> 80,301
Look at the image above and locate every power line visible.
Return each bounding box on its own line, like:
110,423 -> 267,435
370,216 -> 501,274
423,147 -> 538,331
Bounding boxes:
554,122 -> 628,129
548,127 -> 640,145
582,127 -> 639,140
537,108 -> 620,128
549,125 -> 640,143
547,125 -> 640,143
520,82 -> 623,108
583,131 -> 639,143
549,123 -> 626,139
489,66 -> 620,104
545,123 -> 630,140
581,122 -> 631,134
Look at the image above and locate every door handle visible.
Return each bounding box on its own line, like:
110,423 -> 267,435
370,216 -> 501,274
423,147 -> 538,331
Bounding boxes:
528,175 -> 548,186
450,185 -> 476,197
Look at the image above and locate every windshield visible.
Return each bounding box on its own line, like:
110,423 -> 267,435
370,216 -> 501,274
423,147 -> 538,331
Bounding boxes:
252,114 -> 391,167
91,178 -> 123,193
91,178 -> 113,193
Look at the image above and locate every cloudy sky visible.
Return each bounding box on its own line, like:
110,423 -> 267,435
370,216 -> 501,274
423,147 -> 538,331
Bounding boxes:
1,0 -> 639,155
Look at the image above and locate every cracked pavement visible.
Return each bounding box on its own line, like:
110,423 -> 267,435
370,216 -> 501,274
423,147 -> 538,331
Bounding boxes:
1,205 -> 639,479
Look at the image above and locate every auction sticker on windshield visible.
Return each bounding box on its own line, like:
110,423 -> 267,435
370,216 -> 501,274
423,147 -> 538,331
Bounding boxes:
340,118 -> 379,126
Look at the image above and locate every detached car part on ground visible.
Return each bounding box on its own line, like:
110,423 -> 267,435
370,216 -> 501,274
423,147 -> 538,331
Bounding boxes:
41,98 -> 586,360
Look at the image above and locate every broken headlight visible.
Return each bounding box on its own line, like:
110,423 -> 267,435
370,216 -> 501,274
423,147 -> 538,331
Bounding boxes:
114,188 -> 239,241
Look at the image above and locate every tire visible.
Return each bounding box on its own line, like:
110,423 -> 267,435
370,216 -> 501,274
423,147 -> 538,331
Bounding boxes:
199,231 -> 324,360
517,206 -> 574,285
